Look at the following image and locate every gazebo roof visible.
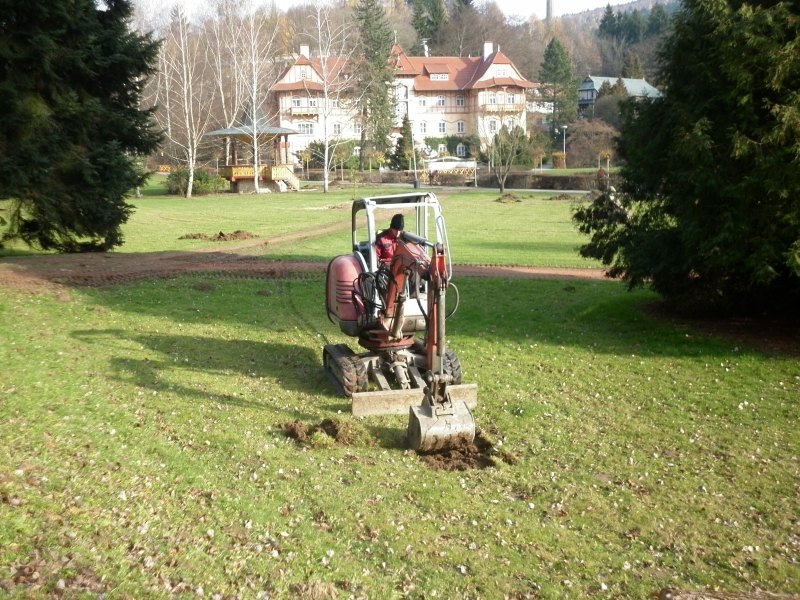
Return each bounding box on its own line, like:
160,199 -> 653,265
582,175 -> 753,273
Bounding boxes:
206,105 -> 297,140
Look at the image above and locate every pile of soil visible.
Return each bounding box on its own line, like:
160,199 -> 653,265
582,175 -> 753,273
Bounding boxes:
496,193 -> 521,203
282,418 -> 369,446
282,419 -> 516,471
418,429 -> 518,471
179,230 -> 258,242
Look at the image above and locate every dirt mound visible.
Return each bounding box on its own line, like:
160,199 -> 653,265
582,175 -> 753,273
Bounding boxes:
549,193 -> 577,201
282,418 -> 373,447
496,193 -> 521,203
418,429 -> 518,471
179,230 -> 258,242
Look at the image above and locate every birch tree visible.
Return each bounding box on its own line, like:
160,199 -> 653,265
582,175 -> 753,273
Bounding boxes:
237,2 -> 280,193
206,0 -> 248,166
309,2 -> 358,192
156,7 -> 216,197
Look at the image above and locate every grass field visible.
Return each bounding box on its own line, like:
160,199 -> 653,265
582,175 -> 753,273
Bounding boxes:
1,184 -> 798,598
2,180 -> 596,268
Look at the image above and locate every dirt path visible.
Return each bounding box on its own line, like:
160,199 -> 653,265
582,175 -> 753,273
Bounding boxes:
2,229 -> 795,355
0,222 -> 607,294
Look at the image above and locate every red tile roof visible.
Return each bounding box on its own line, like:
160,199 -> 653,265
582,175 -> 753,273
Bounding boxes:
273,45 -> 534,95
393,46 -> 534,92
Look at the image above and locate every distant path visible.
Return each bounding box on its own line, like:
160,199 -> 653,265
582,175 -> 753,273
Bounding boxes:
0,222 -> 607,294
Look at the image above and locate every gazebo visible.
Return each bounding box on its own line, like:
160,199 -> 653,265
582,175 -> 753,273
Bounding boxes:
206,105 -> 299,193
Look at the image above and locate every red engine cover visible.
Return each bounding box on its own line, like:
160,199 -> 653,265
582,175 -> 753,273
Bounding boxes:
326,254 -> 364,335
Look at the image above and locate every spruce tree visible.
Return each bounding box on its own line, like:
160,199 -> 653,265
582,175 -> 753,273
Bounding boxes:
389,114 -> 415,171
0,0 -> 161,251
539,38 -> 578,132
575,0 -> 800,314
354,0 -> 395,170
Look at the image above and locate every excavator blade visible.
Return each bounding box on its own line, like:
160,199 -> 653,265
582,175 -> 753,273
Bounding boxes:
407,398 -> 475,453
352,383 -> 477,417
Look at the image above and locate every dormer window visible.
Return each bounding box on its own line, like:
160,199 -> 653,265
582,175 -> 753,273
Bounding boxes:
496,67 -> 508,77
431,73 -> 449,81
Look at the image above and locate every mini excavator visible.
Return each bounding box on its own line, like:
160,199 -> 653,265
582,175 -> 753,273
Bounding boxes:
323,192 -> 477,452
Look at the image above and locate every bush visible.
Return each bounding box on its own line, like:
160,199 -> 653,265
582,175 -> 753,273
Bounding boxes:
166,168 -> 228,196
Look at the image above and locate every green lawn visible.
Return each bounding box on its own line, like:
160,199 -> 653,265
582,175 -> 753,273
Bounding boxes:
2,184 -> 596,268
1,185 -> 797,598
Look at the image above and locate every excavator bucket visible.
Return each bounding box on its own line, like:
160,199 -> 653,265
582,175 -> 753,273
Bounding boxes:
407,390 -> 475,453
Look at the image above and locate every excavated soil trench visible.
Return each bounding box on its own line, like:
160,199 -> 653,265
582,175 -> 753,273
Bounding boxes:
283,418 -> 517,471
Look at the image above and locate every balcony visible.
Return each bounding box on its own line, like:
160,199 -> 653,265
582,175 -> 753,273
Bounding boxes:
478,102 -> 525,112
289,105 -> 319,116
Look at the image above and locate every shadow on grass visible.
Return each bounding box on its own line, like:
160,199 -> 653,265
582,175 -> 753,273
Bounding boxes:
71,329 -> 326,419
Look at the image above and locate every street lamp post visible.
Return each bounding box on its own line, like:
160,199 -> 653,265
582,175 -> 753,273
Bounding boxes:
561,125 -> 568,168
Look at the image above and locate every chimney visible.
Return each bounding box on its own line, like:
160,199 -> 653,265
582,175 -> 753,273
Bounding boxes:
483,41 -> 494,60
299,44 -> 310,58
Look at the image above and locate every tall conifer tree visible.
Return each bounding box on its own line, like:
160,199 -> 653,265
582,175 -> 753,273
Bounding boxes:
539,38 -> 577,132
354,0 -> 394,170
0,0 -> 160,251
575,0 -> 800,314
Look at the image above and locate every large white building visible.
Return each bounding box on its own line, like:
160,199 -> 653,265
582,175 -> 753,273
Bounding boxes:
270,41 -> 535,162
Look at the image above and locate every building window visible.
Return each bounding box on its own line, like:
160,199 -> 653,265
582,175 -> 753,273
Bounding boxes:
299,68 -> 308,80
329,98 -> 339,109
488,93 -> 496,105
496,66 -> 508,77
298,123 -> 314,135
308,96 -> 317,107
489,120 -> 497,134
353,146 -> 361,156
507,93 -> 515,105
419,121 -> 427,134
418,97 -> 427,108
333,123 -> 342,136
457,121 -> 465,134
354,123 -> 362,135
456,95 -> 465,107
438,143 -> 447,154
456,143 -> 466,157
506,118 -> 515,130
437,95 -> 445,107
291,97 -> 301,108
431,73 -> 449,81
438,121 -> 446,134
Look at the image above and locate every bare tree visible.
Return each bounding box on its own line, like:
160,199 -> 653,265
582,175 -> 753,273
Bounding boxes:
205,0 -> 248,166
237,2 -> 280,193
308,2 -> 359,192
155,7 -> 217,197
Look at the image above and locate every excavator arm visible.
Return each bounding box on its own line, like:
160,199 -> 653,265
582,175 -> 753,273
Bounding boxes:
385,234 -> 475,452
